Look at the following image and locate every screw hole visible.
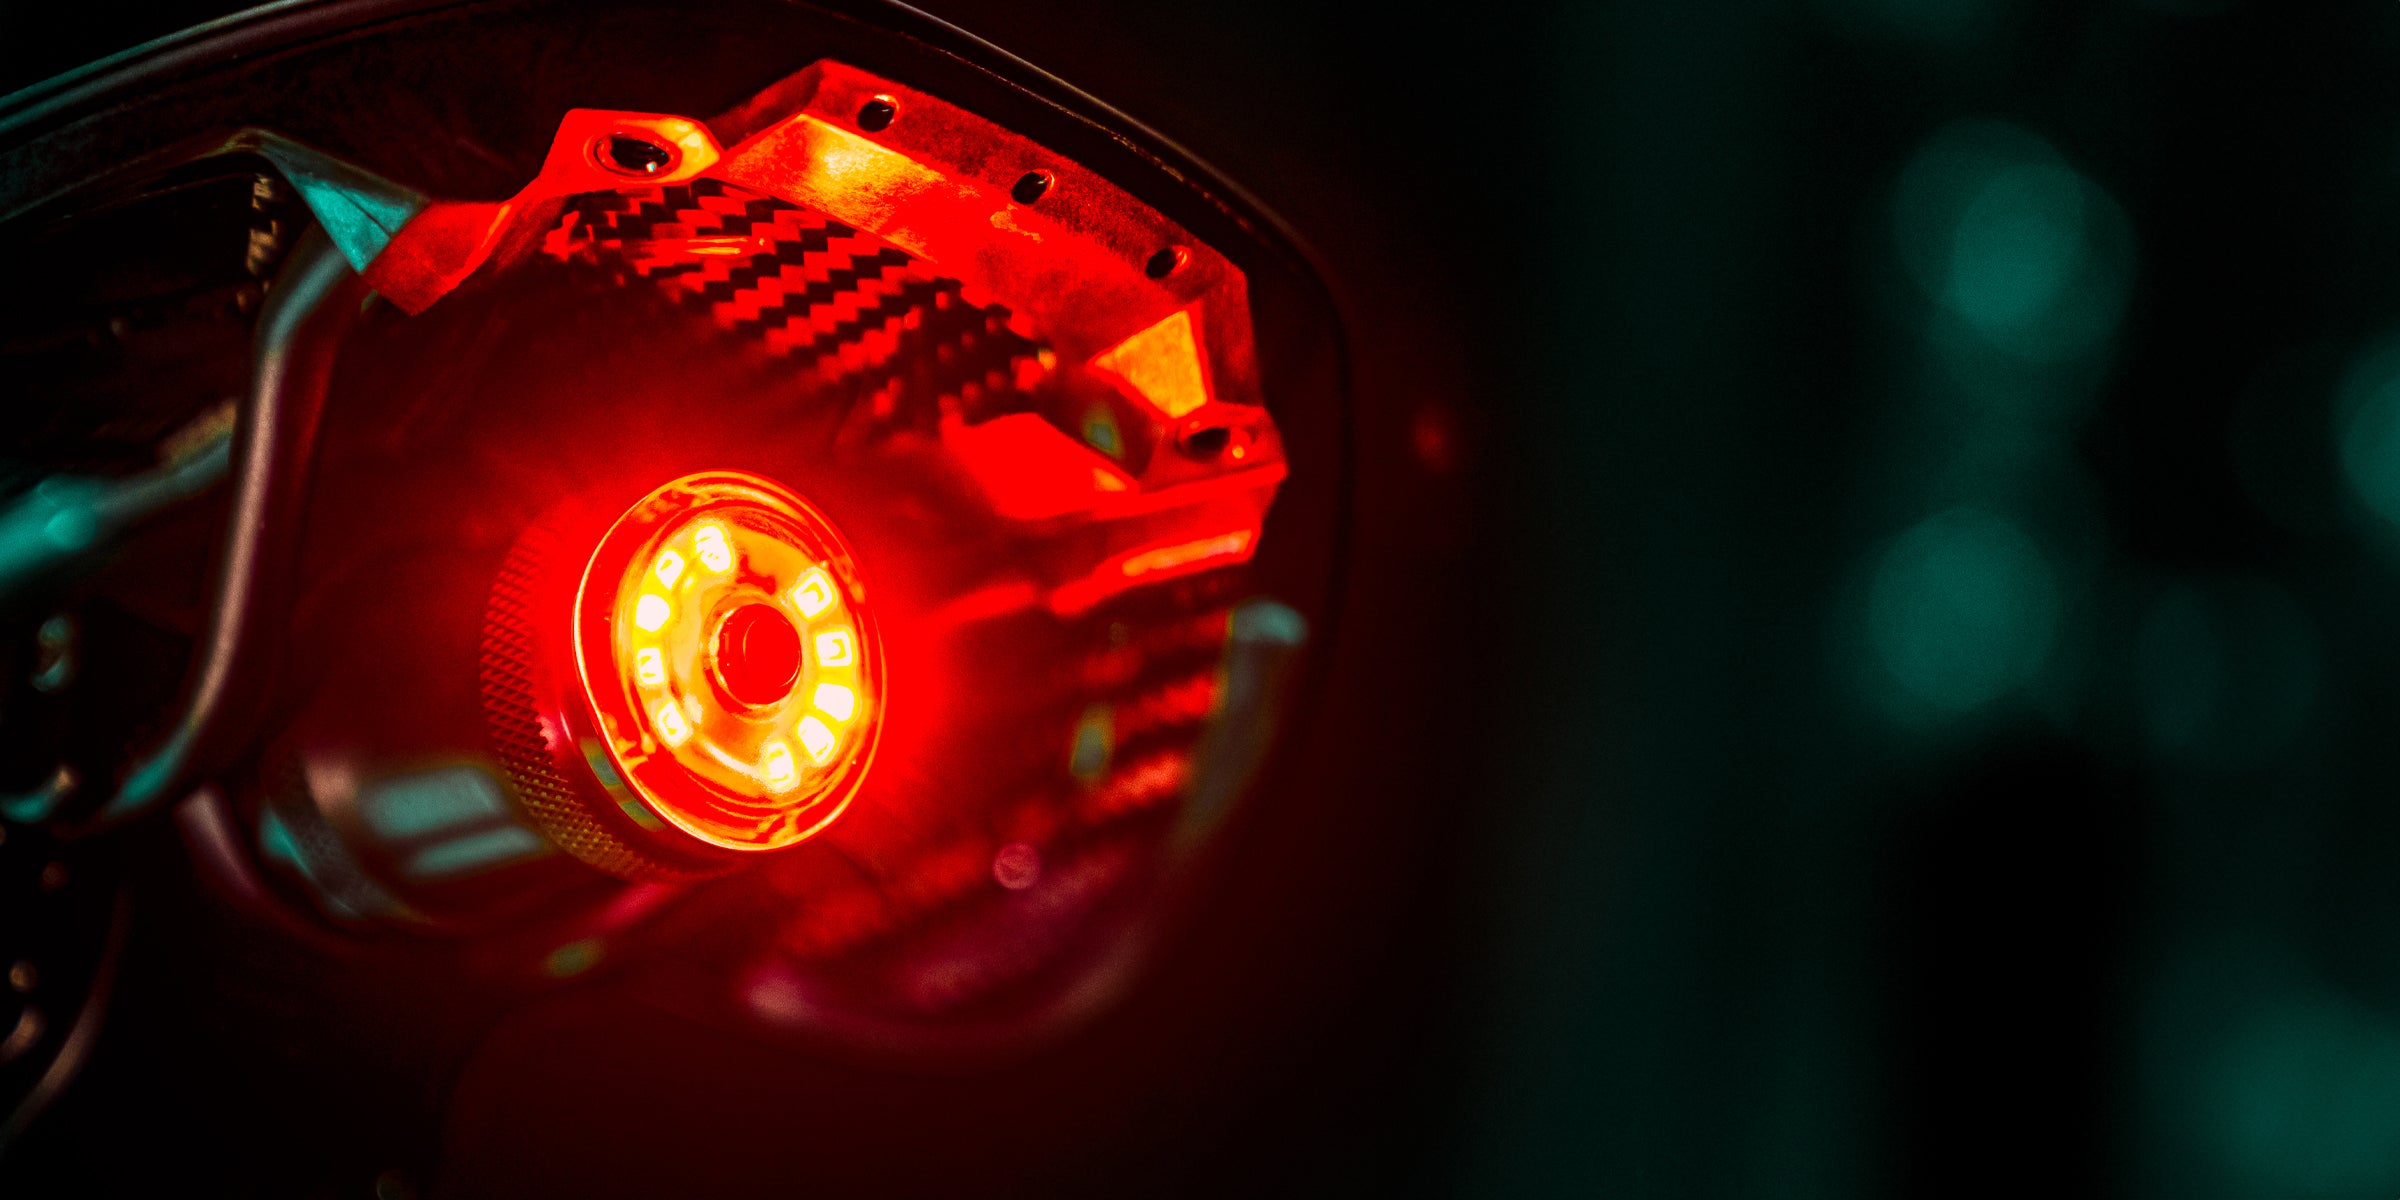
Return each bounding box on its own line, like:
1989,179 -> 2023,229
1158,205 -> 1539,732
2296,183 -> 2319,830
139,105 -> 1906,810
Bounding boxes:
597,134 -> 675,176
1012,171 -> 1053,205
1145,247 -> 1187,279
1181,425 -> 1233,458
857,96 -> 897,132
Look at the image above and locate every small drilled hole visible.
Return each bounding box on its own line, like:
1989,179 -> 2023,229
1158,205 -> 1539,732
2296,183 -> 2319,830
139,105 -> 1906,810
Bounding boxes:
857,96 -> 897,132
1145,247 -> 1186,279
1012,171 -> 1053,205
1181,426 -> 1233,458
598,135 -> 674,176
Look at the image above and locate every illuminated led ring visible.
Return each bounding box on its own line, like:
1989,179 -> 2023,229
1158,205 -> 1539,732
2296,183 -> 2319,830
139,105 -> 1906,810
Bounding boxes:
575,471 -> 882,852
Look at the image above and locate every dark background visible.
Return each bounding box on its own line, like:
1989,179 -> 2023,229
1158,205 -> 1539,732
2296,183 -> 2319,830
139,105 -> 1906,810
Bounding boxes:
11,0 -> 2400,1195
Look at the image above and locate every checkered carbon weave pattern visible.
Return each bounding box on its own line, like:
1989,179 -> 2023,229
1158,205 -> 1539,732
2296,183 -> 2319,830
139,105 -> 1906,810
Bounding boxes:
546,178 -> 1045,428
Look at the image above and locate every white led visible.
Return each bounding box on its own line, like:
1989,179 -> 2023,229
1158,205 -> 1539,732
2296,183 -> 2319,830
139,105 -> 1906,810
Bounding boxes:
693,523 -> 733,573
791,568 -> 837,619
633,593 -> 670,633
796,715 -> 837,764
760,739 -> 797,791
652,699 -> 691,747
813,628 -> 855,667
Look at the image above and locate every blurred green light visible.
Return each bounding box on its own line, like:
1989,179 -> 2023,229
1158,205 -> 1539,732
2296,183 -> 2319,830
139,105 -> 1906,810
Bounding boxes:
2213,990 -> 2400,1195
2336,338 -> 2400,526
1865,506 -> 2059,714
1945,161 -> 2087,333
40,504 -> 98,552
1892,121 -> 2132,361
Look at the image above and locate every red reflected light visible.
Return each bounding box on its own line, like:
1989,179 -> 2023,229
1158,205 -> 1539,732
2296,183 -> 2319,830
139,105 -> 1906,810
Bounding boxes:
944,413 -> 1135,521
1090,308 -> 1212,418
1121,531 -> 1254,578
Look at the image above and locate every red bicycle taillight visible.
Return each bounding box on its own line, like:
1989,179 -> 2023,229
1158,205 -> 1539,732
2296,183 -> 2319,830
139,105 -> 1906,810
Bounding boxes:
446,62 -> 1292,887
577,471 -> 881,849
480,470 -> 885,875
0,13 -> 1339,1041
0,0 -> 1355,1143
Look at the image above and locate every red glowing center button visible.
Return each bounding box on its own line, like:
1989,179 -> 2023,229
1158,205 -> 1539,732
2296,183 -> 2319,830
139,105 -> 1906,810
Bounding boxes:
714,603 -> 803,707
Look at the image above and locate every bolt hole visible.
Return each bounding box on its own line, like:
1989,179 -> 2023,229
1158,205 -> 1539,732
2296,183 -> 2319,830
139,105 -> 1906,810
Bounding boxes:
857,96 -> 897,132
1181,425 -> 1233,458
597,134 -> 675,177
1012,171 -> 1053,205
1145,246 -> 1187,279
